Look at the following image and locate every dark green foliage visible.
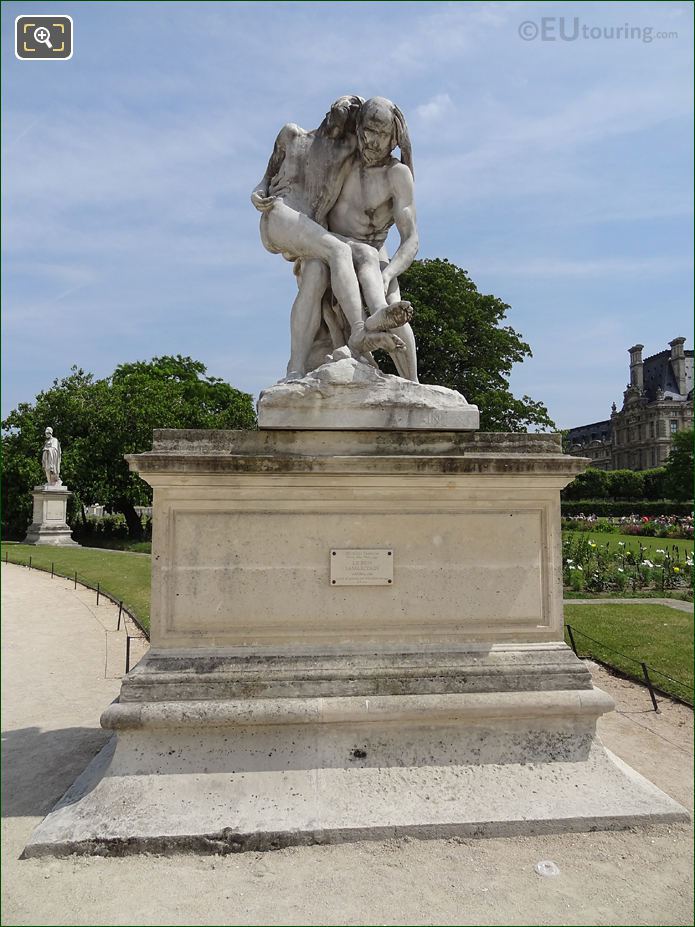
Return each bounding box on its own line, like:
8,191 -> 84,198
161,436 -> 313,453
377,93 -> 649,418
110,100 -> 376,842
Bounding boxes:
561,500 -> 693,517
2,356 -> 256,539
564,463 -> 687,507
642,467 -> 667,501
605,469 -> 645,501
664,428 -> 694,501
377,258 -> 555,433
562,468 -> 610,501
72,513 -> 152,545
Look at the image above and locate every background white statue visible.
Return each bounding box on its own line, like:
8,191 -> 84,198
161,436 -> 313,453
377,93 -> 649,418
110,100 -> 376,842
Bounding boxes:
41,427 -> 62,486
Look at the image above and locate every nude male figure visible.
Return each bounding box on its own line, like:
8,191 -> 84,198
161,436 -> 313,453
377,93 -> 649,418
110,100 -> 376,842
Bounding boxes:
293,97 -> 420,381
329,96 -> 419,381
251,96 -> 413,379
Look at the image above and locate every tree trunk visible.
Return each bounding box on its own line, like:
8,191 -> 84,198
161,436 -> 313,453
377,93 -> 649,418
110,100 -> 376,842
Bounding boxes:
119,501 -> 144,540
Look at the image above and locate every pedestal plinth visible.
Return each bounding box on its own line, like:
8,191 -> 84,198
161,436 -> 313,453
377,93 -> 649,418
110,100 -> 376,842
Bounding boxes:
22,485 -> 80,547
24,430 -> 687,856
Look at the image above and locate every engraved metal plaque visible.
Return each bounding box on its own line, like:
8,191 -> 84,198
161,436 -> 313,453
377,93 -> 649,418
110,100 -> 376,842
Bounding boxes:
330,549 -> 393,586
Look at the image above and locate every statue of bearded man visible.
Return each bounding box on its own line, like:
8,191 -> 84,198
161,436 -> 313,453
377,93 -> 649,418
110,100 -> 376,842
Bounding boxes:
41,427 -> 62,486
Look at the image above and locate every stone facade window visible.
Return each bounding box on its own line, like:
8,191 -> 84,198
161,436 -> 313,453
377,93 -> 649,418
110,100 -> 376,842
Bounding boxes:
670,420 -> 678,434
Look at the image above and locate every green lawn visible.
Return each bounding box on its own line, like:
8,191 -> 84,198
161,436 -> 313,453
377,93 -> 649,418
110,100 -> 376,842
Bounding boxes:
2,543 -> 151,633
564,603 -> 694,704
564,530 -> 693,559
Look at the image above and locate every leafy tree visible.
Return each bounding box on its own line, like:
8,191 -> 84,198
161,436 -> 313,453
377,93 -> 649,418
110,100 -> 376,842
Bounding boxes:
642,467 -> 667,501
664,428 -> 694,502
562,467 -> 609,501
562,465 -> 675,503
605,469 -> 645,501
377,258 -> 555,432
2,356 -> 256,539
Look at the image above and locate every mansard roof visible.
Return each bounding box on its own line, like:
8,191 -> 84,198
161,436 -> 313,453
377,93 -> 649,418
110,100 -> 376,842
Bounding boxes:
643,348 -> 694,401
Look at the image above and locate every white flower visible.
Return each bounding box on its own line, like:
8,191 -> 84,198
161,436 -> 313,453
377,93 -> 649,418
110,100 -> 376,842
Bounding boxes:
643,560 -> 654,568
566,559 -> 574,564
618,568 -> 624,573
618,542 -> 625,547
656,549 -> 665,554
577,565 -> 583,571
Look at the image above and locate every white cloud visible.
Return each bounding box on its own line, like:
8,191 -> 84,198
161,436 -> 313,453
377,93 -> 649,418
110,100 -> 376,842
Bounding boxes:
415,93 -> 454,123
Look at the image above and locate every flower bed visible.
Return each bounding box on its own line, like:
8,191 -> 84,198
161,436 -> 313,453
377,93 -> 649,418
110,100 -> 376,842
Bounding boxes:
562,514 -> 693,540
563,533 -> 693,595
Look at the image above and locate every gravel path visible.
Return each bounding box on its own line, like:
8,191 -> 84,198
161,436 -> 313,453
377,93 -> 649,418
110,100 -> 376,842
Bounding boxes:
1,563 -> 692,926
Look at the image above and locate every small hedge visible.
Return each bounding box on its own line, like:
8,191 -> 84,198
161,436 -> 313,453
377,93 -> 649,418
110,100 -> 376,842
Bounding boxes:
72,513 -> 153,543
562,500 -> 693,517
562,467 -> 671,502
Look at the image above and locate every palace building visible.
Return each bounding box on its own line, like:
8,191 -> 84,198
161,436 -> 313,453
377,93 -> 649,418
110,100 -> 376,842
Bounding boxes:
568,337 -> 693,471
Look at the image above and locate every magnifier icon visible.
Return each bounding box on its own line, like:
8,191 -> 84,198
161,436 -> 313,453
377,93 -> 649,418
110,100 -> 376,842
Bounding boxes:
33,26 -> 53,49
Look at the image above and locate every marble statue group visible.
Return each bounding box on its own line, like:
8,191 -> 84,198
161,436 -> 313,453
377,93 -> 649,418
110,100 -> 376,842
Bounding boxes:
252,95 -> 419,383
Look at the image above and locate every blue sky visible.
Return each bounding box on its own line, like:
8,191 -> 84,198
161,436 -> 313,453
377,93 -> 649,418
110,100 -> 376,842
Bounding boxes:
2,0 -> 693,428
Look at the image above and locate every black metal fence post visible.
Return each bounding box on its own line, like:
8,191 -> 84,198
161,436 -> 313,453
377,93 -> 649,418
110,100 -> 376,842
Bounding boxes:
28,556 -> 32,569
117,601 -> 123,631
641,662 -> 660,712
96,582 -> 100,606
566,624 -> 579,657
51,562 -> 54,578
125,636 -> 131,674
74,571 -> 77,589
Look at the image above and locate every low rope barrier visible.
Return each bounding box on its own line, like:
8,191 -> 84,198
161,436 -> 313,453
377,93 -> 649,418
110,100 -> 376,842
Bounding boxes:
3,551 -> 149,674
566,622 -> 694,711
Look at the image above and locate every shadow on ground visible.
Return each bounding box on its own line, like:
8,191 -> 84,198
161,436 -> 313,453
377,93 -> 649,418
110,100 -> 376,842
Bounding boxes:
2,725 -> 111,817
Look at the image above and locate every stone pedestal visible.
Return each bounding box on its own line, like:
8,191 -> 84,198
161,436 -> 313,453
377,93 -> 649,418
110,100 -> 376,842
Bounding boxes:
22,485 -> 80,547
24,430 -> 687,857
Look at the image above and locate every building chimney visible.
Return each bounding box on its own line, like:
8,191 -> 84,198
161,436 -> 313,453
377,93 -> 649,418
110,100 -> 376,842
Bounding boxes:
669,337 -> 687,395
628,344 -> 644,391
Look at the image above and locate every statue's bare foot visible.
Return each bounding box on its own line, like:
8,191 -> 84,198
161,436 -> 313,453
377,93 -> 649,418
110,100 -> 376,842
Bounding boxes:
349,330 -> 406,355
364,300 -> 413,332
280,369 -> 305,383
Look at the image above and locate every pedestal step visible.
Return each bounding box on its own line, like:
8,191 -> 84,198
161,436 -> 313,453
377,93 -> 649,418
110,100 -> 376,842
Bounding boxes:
24,690 -> 688,857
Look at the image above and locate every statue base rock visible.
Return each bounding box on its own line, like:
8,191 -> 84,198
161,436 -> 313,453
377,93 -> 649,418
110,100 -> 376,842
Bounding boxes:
257,357 -> 480,430
23,430 -> 687,856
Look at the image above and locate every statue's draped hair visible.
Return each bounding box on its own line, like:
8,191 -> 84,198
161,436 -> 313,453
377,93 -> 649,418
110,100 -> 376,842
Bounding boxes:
317,94 -> 365,136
